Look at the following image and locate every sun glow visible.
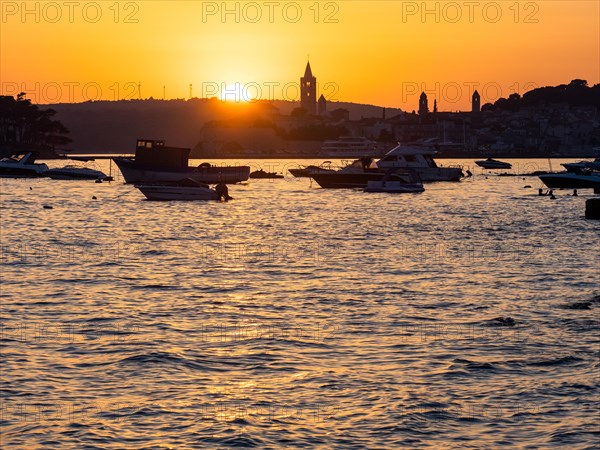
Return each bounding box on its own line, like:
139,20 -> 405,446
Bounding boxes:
1,1 -> 598,109
220,83 -> 256,102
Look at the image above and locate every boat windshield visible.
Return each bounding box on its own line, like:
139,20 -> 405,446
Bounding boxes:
424,155 -> 437,167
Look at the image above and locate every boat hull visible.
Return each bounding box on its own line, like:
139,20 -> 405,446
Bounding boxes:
376,166 -> 463,182
113,158 -> 250,184
135,185 -> 219,201
289,167 -> 335,178
288,168 -> 310,177
0,170 -> 45,178
312,167 -> 461,188
0,153 -> 49,177
0,166 -> 49,178
45,169 -> 107,180
475,162 -> 512,169
364,181 -> 424,193
538,173 -> 600,189
249,171 -> 284,179
311,171 -> 384,188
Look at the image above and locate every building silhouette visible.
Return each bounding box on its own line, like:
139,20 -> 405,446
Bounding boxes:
419,92 -> 429,115
318,94 -> 327,116
472,90 -> 481,113
301,61 -> 317,114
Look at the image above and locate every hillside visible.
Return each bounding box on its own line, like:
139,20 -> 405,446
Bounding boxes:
49,99 -> 400,154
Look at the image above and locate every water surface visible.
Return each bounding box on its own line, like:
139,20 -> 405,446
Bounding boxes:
1,159 -> 599,448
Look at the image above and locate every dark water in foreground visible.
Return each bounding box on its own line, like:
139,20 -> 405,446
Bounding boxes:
1,159 -> 599,449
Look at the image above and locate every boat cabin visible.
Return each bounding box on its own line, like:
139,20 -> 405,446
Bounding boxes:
377,144 -> 438,169
134,139 -> 190,170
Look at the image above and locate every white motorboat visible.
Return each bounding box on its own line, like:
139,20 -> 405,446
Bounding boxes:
0,152 -> 49,177
561,158 -> 600,172
135,178 -> 219,201
364,169 -> 424,193
45,165 -> 107,180
376,143 -> 464,181
288,161 -> 336,178
309,158 -> 383,188
538,170 -> 600,189
475,158 -> 512,169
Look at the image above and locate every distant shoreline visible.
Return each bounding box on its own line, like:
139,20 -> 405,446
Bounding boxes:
57,153 -> 599,160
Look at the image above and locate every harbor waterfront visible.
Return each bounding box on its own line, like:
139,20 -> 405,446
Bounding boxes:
1,158 -> 598,448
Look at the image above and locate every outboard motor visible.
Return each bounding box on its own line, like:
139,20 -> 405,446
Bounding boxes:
215,182 -> 232,201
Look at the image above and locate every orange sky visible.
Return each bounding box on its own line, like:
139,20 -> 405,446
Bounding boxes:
1,1 -> 598,110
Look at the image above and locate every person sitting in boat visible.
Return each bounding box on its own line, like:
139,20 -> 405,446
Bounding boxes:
215,182 -> 232,201
360,157 -> 374,170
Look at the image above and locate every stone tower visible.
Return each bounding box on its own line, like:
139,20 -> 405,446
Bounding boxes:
472,90 -> 481,113
419,92 -> 429,115
300,61 -> 317,114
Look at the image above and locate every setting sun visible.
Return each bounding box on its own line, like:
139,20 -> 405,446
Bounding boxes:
219,83 -> 255,102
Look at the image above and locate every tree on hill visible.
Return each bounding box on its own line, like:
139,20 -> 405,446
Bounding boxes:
0,93 -> 71,152
489,80 -> 600,111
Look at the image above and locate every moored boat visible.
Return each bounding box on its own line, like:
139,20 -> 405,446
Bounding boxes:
135,178 -> 219,201
475,158 -> 512,169
45,165 -> 107,180
113,139 -> 250,184
561,157 -> 600,172
249,169 -> 284,179
0,152 -> 49,178
376,143 -> 464,181
538,171 -> 600,189
310,157 -> 382,188
288,161 -> 335,178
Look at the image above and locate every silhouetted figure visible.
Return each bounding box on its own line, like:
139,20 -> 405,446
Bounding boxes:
215,182 -> 232,201
360,157 -> 373,170
549,190 -> 556,199
538,188 -> 544,196
573,189 -> 578,196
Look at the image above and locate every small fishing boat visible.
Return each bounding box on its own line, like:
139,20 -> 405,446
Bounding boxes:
249,169 -> 284,179
114,139 -> 250,184
135,178 -> 219,201
475,158 -> 512,169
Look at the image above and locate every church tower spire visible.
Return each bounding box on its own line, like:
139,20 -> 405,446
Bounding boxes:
419,92 -> 429,115
300,60 -> 317,114
472,90 -> 481,113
